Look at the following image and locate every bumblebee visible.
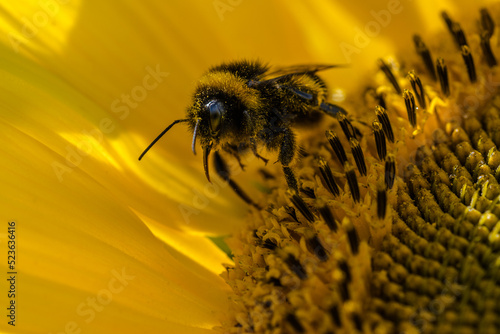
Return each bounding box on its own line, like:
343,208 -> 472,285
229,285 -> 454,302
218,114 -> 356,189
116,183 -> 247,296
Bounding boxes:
139,60 -> 345,207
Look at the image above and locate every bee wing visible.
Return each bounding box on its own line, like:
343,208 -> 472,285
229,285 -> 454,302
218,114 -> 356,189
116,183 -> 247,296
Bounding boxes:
250,64 -> 344,87
265,64 -> 340,77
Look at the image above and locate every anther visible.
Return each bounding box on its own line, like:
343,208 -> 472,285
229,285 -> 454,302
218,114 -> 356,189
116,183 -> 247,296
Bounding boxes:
285,313 -> 305,333
299,187 -> 316,199
307,235 -> 329,261
337,257 -> 352,282
436,58 -> 450,97
336,112 -> 356,140
407,71 -> 426,109
377,188 -> 387,219
377,92 -> 387,110
442,12 -> 468,48
349,138 -> 367,176
480,8 -> 495,38
345,163 -> 360,203
289,192 -> 315,223
329,305 -> 342,326
318,157 -> 340,196
461,45 -> 477,83
452,23 -> 468,47
343,218 -> 360,255
339,278 -> 350,301
378,59 -> 402,94
352,313 -> 363,332
375,105 -> 394,143
403,89 -> 417,128
262,238 -> 278,250
284,254 -> 308,279
480,31 -> 497,67
285,206 -> 299,223
385,155 -> 396,189
325,130 -> 348,165
373,121 -> 387,160
413,35 -> 437,81
318,204 -> 338,232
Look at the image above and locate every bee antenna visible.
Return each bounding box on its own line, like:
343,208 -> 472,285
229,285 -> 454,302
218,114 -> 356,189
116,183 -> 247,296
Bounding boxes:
192,119 -> 200,155
138,119 -> 189,160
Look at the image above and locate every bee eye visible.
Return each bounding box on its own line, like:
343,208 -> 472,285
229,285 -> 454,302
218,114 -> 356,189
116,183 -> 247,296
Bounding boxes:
206,100 -> 224,134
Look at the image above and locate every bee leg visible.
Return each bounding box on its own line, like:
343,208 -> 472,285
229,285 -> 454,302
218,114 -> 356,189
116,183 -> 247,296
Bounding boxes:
283,166 -> 298,192
278,128 -> 299,192
319,102 -> 347,117
222,145 -> 246,171
250,139 -> 269,165
253,150 -> 269,165
213,151 -> 261,209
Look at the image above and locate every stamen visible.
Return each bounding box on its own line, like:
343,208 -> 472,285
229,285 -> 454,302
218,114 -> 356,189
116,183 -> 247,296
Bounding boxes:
349,138 -> 367,176
480,8 -> 495,37
300,187 -> 316,199
352,314 -> 363,331
339,277 -> 350,301
375,105 -> 394,143
345,163 -> 360,203
461,45 -> 477,83
480,31 -> 497,67
307,235 -> 329,261
318,157 -> 340,196
262,238 -> 278,250
329,305 -> 341,326
286,314 -> 305,333
343,218 -> 360,255
336,112 -> 356,140
413,35 -> 437,81
255,231 -> 278,250
325,130 -> 348,165
377,188 -> 387,219
373,121 -> 387,160
441,11 -> 454,34
442,12 -> 468,48
377,92 -> 387,110
289,192 -> 315,223
436,58 -> 450,97
407,71 -> 426,109
403,89 -> 417,128
385,155 -> 396,189
452,23 -> 468,47
338,257 -> 352,282
284,254 -> 307,279
285,206 -> 299,223
318,204 -> 338,232
378,59 -> 402,94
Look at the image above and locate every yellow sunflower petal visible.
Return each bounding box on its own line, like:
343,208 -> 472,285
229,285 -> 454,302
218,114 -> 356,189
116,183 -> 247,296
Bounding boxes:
0,121 -> 230,333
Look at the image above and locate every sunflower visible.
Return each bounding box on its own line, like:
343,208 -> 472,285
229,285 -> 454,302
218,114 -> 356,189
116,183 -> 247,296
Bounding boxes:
0,1 -> 498,333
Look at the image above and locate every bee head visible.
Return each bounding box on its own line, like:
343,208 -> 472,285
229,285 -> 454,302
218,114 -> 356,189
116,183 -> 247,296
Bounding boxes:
186,70 -> 261,182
